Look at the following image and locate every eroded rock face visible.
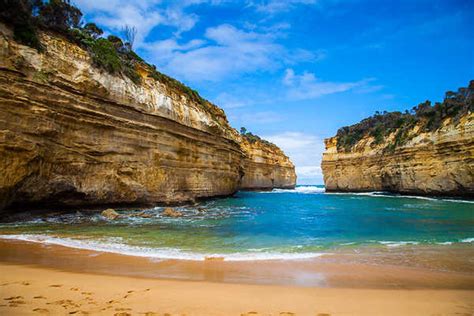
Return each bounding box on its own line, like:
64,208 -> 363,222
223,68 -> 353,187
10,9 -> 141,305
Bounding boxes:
321,114 -> 474,197
0,25 -> 296,211
239,138 -> 296,190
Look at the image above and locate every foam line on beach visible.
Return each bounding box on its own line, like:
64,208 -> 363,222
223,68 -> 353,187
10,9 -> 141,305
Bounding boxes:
0,234 -> 326,261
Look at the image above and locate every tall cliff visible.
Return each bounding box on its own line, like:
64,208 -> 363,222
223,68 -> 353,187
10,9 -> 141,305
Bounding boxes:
322,85 -> 474,197
0,24 -> 295,211
239,137 -> 296,190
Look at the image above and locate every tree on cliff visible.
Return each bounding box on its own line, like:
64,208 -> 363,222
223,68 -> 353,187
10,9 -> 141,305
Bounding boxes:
37,0 -> 82,31
83,22 -> 103,39
336,82 -> 474,152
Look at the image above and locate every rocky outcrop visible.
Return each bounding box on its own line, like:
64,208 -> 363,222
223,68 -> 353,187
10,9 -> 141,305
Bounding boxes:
239,138 -> 296,190
321,113 -> 474,197
0,24 -> 296,211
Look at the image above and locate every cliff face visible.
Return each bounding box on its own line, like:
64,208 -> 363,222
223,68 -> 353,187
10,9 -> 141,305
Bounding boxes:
321,113 -> 474,197
0,25 -> 296,211
239,138 -> 296,190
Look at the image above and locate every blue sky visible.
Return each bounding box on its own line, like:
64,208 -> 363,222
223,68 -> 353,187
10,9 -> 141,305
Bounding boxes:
76,0 -> 474,184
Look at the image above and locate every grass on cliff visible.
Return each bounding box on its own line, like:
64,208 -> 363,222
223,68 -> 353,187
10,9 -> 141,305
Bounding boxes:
0,0 -> 212,110
335,81 -> 474,152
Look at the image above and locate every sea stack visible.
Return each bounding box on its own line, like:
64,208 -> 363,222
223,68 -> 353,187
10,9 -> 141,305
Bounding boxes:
321,83 -> 474,197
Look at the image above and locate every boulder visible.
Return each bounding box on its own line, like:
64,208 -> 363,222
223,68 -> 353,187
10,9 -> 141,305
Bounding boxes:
101,208 -> 120,220
134,211 -> 153,218
162,207 -> 183,218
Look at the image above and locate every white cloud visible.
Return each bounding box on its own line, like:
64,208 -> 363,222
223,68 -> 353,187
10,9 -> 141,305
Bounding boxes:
262,132 -> 325,184
283,68 -> 374,100
241,111 -> 283,124
75,0 -> 202,46
151,24 -> 285,81
251,0 -> 318,14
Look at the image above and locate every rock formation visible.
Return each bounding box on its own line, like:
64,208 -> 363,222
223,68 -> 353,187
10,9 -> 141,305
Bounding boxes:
0,24 -> 296,211
322,108 -> 473,197
239,137 -> 296,190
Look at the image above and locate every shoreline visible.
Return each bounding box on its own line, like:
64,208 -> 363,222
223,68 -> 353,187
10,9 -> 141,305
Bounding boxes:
1,239 -> 473,290
1,263 -> 473,315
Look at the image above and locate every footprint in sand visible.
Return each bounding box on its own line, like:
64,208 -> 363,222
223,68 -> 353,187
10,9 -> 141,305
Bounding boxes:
280,313 -> 295,316
33,308 -> 49,314
49,284 -> 63,288
115,308 -> 132,311
69,311 -> 89,315
139,313 -> 157,316
70,287 -> 80,291
241,312 -> 261,316
81,292 -> 93,296
22,281 -> 30,286
4,296 -> 23,300
9,300 -> 26,305
34,296 -> 47,299
114,313 -> 131,316
317,314 -> 331,316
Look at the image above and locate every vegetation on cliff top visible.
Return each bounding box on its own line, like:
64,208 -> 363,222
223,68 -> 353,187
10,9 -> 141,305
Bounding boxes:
0,0 -> 213,111
240,127 -> 278,149
335,81 -> 474,152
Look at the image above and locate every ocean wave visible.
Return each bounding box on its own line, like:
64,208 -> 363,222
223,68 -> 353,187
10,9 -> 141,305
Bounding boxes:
377,241 -> 420,247
0,234 -> 325,261
267,186 -> 325,194
460,237 -> 474,243
326,191 -> 474,203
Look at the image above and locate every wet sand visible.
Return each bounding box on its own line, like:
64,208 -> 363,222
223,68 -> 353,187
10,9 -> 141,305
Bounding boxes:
0,240 -> 473,315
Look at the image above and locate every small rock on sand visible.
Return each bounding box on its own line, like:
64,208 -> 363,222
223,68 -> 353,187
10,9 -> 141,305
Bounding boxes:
162,207 -> 183,218
101,209 -> 120,220
205,256 -> 225,261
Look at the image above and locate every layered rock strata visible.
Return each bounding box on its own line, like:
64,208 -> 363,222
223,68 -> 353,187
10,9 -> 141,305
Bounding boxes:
321,113 -> 474,197
0,25 -> 295,211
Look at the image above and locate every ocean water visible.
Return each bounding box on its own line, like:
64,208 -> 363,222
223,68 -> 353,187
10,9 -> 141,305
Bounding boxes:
0,185 -> 473,261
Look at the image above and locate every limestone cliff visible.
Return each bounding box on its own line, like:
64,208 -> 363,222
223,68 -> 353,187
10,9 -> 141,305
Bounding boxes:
239,137 -> 296,190
0,25 -> 295,211
322,112 -> 474,197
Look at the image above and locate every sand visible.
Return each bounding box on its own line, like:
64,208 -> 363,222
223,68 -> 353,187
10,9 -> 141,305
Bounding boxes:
0,263 -> 473,316
0,240 -> 473,315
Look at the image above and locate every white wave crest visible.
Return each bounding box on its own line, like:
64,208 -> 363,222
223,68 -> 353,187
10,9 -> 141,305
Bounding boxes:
268,186 -> 325,194
0,234 -> 325,261
460,237 -> 474,243
326,191 -> 474,204
378,241 -> 420,247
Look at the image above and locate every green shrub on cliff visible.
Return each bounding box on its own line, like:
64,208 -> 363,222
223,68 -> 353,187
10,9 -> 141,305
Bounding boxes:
0,0 -> 215,106
336,81 -> 474,152
89,39 -> 122,73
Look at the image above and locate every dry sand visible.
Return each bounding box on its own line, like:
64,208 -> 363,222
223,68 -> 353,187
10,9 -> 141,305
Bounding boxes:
0,240 -> 473,315
0,263 -> 473,315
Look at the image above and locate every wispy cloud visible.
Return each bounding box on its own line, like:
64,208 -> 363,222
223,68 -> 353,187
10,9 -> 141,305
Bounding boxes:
240,111 -> 283,124
250,0 -> 318,14
147,24 -> 315,81
262,132 -> 325,184
283,68 -> 374,100
75,0 -> 203,46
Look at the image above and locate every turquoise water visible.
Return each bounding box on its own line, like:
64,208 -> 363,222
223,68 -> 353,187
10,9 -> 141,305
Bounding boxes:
0,186 -> 473,260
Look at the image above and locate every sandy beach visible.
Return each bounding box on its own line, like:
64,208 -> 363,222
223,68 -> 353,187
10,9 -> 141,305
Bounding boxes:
0,240 -> 473,315
1,262 -> 473,316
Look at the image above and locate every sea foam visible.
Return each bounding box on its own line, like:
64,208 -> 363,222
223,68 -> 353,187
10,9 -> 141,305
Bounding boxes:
0,234 -> 325,261
268,186 -> 325,194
